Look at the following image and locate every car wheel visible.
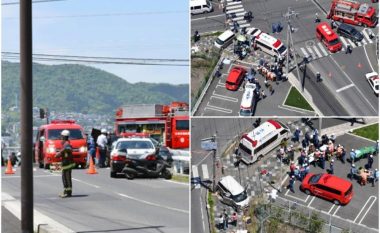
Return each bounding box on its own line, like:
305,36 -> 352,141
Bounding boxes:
257,155 -> 263,161
333,199 -> 340,205
125,172 -> 135,180
162,169 -> 172,180
43,161 -> 49,170
39,162 -> 44,169
110,171 -> 116,178
305,189 -> 311,195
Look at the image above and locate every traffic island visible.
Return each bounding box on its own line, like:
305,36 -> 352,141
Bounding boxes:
284,87 -> 314,112
351,123 -> 379,141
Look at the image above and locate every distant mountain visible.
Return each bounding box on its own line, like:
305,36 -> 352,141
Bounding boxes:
1,61 -> 189,114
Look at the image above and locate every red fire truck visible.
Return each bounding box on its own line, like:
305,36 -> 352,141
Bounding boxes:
114,102 -> 189,149
327,0 -> 378,27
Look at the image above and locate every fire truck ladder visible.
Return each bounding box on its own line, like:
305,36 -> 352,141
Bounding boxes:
165,114 -> 173,147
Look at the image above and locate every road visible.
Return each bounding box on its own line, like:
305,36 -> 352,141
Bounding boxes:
192,0 -> 379,116
2,167 -> 189,233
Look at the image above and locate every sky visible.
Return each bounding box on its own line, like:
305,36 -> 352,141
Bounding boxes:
1,0 -> 189,84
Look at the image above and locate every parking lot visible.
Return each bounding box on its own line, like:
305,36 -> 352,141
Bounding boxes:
195,59 -> 315,116
279,133 -> 379,230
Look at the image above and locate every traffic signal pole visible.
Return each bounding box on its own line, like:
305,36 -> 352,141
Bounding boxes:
20,0 -> 34,232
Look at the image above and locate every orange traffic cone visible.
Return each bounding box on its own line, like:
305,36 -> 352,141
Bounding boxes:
86,157 -> 98,174
5,159 -> 15,175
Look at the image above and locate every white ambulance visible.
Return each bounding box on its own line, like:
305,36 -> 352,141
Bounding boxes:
253,32 -> 287,58
239,83 -> 256,116
238,120 -> 290,164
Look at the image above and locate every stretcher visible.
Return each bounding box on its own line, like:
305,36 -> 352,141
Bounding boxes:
353,146 -> 376,159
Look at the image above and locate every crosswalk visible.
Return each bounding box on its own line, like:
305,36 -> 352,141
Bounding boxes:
297,29 -> 375,60
225,0 -> 251,30
191,164 -> 210,189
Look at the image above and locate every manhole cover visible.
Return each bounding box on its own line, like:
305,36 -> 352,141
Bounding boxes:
306,40 -> 315,47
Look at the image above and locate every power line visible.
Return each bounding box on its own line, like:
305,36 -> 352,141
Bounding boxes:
2,0 -> 67,5
2,52 -> 188,62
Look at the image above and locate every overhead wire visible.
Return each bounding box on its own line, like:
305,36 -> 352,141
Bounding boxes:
2,0 -> 67,5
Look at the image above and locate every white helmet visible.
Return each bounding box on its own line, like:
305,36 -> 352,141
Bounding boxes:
351,149 -> 354,151
101,129 -> 107,134
331,159 -> 334,162
61,130 -> 70,137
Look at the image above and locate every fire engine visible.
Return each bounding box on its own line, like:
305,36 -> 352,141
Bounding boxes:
327,0 -> 378,27
115,102 -> 189,149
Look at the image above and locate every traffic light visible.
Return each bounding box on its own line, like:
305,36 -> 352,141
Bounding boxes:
39,108 -> 45,119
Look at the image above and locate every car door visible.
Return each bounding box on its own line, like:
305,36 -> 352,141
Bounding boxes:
312,184 -> 325,198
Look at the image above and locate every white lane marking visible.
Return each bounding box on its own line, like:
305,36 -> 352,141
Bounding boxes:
117,193 -> 189,214
226,5 -> 243,10
227,1 -> 242,6
163,180 -> 189,186
340,37 -> 349,47
356,41 -> 362,46
200,189 -> 206,232
212,92 -> 239,102
196,151 -> 213,166
205,104 -> 233,113
300,47 -> 309,57
336,83 -> 355,93
226,8 -> 245,14
239,23 -> 251,28
2,174 -> 60,178
317,43 -> 329,56
72,178 -> 100,188
358,196 -> 377,224
192,165 -> 199,178
312,45 -> 323,58
364,42 -> 375,72
332,205 -> 341,216
306,47 -> 315,58
346,38 -> 357,48
330,57 -> 377,113
202,164 -> 209,180
361,39 -> 367,45
285,190 -> 310,202
307,196 -> 316,207
353,196 -> 376,223
327,204 -> 336,214
210,95 -> 238,103
362,29 -> 373,43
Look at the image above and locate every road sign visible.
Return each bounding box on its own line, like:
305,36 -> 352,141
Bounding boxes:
201,137 -> 217,151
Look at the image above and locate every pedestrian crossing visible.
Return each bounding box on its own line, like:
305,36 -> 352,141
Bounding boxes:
225,0 -> 251,30
191,164 -> 210,189
297,29 -> 375,60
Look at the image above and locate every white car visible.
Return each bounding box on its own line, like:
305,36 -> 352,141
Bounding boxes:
246,27 -> 262,38
366,72 -> 379,95
111,137 -> 156,160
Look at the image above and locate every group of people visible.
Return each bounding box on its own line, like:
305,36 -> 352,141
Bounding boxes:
86,129 -> 117,169
216,209 -> 238,230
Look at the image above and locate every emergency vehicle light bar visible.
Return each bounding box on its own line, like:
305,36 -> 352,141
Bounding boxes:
51,120 -> 76,124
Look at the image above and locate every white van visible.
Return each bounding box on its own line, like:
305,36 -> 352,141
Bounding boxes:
238,120 -> 290,164
190,0 -> 213,15
253,32 -> 287,58
239,83 -> 256,116
217,175 -> 250,211
214,30 -> 235,49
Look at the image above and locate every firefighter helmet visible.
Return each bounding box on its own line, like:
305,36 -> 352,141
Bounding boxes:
61,130 -> 70,137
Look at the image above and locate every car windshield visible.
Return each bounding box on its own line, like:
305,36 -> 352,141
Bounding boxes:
116,141 -> 154,150
47,129 -> 84,140
216,38 -> 224,45
277,45 -> 286,54
226,81 -> 236,86
375,85 -> 379,90
328,39 -> 340,45
149,137 -> 159,147
176,120 -> 189,130
309,174 -> 322,184
240,109 -> 252,116
232,191 -> 247,203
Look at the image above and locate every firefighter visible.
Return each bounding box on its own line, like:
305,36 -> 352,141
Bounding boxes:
55,130 -> 75,198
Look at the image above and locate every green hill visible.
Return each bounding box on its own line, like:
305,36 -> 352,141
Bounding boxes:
1,61 -> 189,114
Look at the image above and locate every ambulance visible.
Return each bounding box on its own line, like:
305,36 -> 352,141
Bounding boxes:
239,83 -> 256,116
238,120 -> 290,164
253,32 -> 287,58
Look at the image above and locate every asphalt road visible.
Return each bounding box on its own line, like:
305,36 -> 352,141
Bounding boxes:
192,0 -> 379,116
2,167 -> 189,233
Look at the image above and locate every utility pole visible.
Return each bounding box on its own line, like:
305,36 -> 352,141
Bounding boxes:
20,0 -> 33,232
212,133 -> 217,192
284,7 -> 303,91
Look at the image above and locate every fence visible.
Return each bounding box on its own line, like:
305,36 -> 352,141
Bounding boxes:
267,196 -> 379,233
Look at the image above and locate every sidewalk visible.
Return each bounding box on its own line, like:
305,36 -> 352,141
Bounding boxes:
321,118 -> 378,138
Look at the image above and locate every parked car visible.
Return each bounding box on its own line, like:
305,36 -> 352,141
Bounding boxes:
225,67 -> 246,91
301,173 -> 353,205
366,72 -> 379,96
337,23 -> 364,42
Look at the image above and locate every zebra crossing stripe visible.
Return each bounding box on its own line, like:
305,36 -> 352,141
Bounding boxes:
306,47 -> 315,58
227,1 -> 242,6
300,47 -> 309,57
356,41 -> 362,46
226,8 -> 245,14
192,165 -> 199,178
340,37 -> 349,47
234,16 -> 244,21
239,23 -> 251,28
235,12 -> 246,16
317,43 -> 329,56
346,38 -> 357,48
362,30 -> 373,43
312,45 -> 323,58
361,39 -> 367,45
226,5 -> 243,10
202,164 -> 209,180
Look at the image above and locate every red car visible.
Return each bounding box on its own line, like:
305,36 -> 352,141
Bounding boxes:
301,173 -> 353,205
225,67 -> 246,91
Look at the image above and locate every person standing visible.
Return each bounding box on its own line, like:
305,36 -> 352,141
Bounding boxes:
288,176 -> 295,193
367,154 -> 374,169
55,130 -> 75,198
373,169 -> 379,187
97,129 -> 108,168
320,151 -> 326,169
217,214 -> 224,230
231,212 -> 238,227
87,134 -> 96,167
329,160 -> 334,174
350,149 -> 356,163
350,164 -> 357,180
223,209 -> 229,229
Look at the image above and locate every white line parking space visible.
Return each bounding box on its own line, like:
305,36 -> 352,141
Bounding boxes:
353,196 -> 377,224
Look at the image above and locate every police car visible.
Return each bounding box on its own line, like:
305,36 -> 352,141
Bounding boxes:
365,72 -> 379,96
